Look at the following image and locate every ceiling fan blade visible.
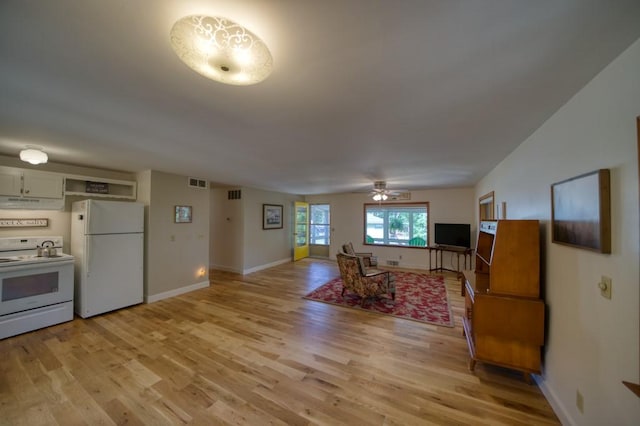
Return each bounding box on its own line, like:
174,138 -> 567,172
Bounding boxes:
365,181 -> 411,197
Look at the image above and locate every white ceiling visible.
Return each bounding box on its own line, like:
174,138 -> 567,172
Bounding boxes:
1,1 -> 639,195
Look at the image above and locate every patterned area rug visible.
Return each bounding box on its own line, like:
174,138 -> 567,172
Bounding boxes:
303,272 -> 453,327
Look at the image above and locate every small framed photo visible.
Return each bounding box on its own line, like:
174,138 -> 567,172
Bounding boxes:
263,204 -> 283,229
175,205 -> 192,223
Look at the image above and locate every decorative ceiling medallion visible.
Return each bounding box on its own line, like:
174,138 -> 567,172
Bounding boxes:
170,15 -> 273,86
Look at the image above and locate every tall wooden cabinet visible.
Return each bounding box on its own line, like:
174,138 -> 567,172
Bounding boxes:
461,220 -> 545,381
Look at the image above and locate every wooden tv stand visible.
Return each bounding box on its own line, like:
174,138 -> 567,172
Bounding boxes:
427,245 -> 473,273
461,220 -> 545,382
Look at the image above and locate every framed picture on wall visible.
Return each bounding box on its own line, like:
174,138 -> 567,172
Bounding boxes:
263,204 -> 283,229
551,169 -> 610,253
175,205 -> 192,223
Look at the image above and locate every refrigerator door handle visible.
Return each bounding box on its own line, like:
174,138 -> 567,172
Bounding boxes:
85,241 -> 90,277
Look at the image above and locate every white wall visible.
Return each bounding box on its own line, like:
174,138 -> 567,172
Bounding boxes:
306,188 -> 475,270
141,170 -> 210,300
210,187 -> 474,273
136,170 -> 152,298
209,187 -> 244,272
209,186 -> 303,274
0,154 -> 134,181
476,39 -> 640,425
242,187 -> 302,273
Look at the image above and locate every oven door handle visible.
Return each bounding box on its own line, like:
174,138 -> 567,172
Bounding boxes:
0,260 -> 70,273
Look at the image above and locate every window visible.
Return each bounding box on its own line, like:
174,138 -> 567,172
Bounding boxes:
364,203 -> 428,247
310,204 -> 330,245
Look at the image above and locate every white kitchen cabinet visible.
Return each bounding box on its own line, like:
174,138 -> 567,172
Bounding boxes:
22,171 -> 64,198
0,167 -> 65,209
0,169 -> 22,196
0,166 -> 137,210
0,168 -> 64,199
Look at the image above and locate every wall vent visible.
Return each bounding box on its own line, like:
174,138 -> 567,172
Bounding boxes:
188,177 -> 208,189
227,189 -> 242,200
389,192 -> 411,201
387,260 -> 399,266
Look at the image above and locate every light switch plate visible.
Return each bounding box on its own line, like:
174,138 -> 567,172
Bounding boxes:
599,276 -> 612,299
576,389 -> 584,413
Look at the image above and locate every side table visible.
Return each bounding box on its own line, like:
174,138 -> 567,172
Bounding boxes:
427,245 -> 473,275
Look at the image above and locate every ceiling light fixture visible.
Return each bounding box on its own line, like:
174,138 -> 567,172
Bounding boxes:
19,147 -> 48,165
170,15 -> 273,86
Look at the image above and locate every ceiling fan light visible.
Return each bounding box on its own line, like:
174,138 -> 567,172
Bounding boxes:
19,148 -> 48,165
373,194 -> 382,201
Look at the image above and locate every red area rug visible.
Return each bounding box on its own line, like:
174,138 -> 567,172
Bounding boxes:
303,272 -> 453,327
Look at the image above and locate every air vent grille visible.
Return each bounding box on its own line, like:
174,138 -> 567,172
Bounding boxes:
188,177 -> 208,189
389,192 -> 411,201
228,189 -> 242,200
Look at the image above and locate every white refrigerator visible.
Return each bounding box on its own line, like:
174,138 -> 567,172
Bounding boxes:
71,199 -> 144,318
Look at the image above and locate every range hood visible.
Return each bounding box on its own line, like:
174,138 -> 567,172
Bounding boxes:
0,196 -> 64,210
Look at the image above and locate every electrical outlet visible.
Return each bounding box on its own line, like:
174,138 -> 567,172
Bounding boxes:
598,276 -> 612,299
576,389 -> 584,413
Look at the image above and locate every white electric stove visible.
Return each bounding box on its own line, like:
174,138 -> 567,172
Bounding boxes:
0,236 -> 75,339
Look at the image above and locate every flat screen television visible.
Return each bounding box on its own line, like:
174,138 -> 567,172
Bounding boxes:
434,223 -> 471,248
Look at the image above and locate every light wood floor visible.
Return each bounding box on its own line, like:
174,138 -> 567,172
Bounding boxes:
0,259 -> 559,425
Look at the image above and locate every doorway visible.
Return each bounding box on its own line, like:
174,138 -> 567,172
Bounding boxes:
479,191 -> 495,221
309,204 -> 331,258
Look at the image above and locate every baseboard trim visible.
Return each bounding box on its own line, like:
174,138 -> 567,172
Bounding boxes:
533,374 -> 573,426
380,260 -> 429,271
145,280 -> 210,303
212,258 -> 432,275
243,258 -> 291,275
210,264 -> 243,274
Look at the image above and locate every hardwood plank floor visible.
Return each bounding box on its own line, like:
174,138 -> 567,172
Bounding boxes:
0,259 -> 559,425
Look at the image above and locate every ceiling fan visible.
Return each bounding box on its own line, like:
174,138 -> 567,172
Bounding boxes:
370,181 -> 407,201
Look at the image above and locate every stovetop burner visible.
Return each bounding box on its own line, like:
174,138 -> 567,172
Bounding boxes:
0,236 -> 74,268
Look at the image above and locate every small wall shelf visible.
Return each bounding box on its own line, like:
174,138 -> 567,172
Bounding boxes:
64,174 -> 136,200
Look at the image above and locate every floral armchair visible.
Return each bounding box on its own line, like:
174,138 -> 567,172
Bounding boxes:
342,242 -> 378,267
336,253 -> 395,307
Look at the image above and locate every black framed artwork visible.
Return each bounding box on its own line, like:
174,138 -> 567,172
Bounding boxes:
263,204 -> 283,229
